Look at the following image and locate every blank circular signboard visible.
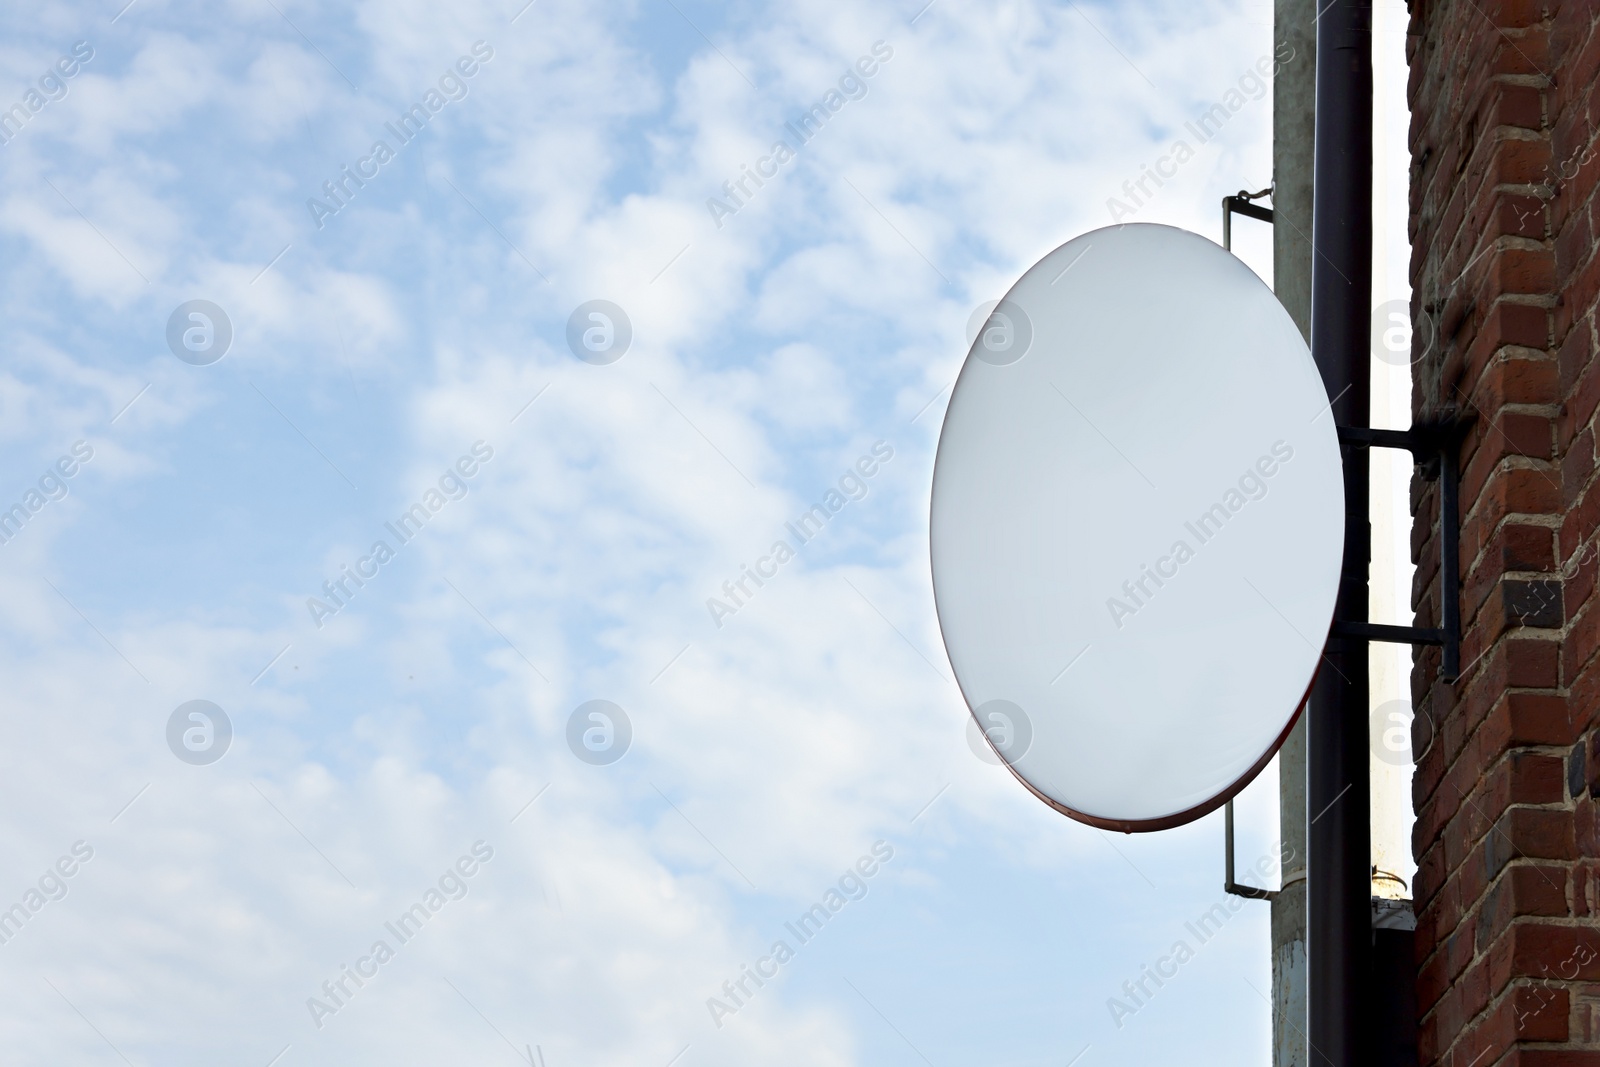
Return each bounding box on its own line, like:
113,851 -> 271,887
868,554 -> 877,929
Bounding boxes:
931,223 -> 1344,832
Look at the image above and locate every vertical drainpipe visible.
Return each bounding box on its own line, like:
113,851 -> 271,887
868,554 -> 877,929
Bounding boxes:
1307,0 -> 1375,1063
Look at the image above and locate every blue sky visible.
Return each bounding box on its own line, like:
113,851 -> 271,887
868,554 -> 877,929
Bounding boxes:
0,1 -> 1412,1064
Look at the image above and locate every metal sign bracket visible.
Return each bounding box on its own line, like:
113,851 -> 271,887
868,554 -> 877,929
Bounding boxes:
1220,183 -> 1284,902
1216,184 -> 1467,911
1221,188 -> 1274,252
1330,418 -> 1470,682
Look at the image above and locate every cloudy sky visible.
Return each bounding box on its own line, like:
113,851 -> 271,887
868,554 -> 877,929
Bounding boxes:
0,1 -> 1412,1064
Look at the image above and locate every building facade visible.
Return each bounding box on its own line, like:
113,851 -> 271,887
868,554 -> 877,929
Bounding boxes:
1407,2 -> 1600,1063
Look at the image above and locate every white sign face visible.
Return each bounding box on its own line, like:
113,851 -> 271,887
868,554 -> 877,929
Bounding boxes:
931,223 -> 1343,832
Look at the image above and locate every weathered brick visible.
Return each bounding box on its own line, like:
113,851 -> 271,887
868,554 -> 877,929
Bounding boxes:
1509,922 -> 1600,983
1412,6 -> 1600,1064
1506,693 -> 1571,746
1505,638 -> 1561,687
1510,752 -> 1568,805
1498,521 -> 1557,571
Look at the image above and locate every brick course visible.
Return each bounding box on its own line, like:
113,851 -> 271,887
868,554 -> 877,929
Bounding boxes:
1409,2 -> 1600,1063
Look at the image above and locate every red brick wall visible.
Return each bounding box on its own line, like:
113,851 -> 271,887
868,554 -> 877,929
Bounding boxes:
1408,2 -> 1600,1064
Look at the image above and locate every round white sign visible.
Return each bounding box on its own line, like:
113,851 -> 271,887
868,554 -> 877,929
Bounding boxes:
931,223 -> 1343,831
